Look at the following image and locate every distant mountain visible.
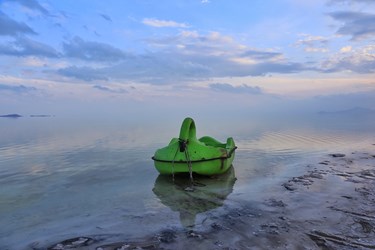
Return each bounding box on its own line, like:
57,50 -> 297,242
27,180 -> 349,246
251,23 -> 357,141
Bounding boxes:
318,107 -> 375,116
0,114 -> 22,118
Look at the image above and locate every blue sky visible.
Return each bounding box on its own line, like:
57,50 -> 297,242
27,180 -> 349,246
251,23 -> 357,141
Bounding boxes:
0,0 -> 374,115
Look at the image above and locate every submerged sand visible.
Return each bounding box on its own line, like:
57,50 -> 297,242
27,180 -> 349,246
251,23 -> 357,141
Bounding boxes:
41,149 -> 375,250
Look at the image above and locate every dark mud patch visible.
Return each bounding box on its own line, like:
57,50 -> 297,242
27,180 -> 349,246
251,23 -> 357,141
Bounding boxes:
282,168 -> 327,191
329,153 -> 346,158
48,237 -> 96,249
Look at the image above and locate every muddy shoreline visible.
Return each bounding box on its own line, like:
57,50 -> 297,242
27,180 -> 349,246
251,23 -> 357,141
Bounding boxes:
35,149 -> 375,250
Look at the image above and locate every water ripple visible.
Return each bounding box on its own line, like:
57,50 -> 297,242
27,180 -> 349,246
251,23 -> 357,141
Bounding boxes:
236,129 -> 370,158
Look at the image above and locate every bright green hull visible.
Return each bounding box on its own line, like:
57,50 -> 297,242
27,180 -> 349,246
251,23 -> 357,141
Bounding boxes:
153,149 -> 235,175
152,117 -> 237,176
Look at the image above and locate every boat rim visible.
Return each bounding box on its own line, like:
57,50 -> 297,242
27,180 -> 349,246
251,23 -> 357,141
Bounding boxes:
152,147 -> 237,163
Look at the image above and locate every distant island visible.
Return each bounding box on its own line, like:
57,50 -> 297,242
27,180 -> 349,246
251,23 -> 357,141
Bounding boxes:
318,107 -> 375,116
0,114 -> 54,118
0,114 -> 22,118
30,115 -> 53,117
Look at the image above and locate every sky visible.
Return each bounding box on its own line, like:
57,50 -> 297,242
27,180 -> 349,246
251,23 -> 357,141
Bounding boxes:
0,0 -> 374,116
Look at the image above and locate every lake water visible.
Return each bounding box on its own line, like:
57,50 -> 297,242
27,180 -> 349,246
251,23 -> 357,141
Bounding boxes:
0,113 -> 374,249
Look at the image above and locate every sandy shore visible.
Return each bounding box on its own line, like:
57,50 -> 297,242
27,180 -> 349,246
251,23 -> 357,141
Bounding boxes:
44,148 -> 375,250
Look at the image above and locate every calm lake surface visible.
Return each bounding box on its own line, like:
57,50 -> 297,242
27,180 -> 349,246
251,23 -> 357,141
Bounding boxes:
0,113 -> 374,249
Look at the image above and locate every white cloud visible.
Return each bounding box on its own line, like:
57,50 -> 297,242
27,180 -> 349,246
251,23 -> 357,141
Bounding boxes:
142,18 -> 189,28
295,34 -> 329,53
58,31 -> 307,84
340,45 -> 352,53
321,45 -> 375,73
305,47 -> 329,53
209,83 -> 263,94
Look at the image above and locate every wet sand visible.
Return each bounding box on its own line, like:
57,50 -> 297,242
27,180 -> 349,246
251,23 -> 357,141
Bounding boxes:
42,149 -> 375,250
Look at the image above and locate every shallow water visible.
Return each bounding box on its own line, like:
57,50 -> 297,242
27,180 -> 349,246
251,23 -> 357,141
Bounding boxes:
0,114 -> 374,249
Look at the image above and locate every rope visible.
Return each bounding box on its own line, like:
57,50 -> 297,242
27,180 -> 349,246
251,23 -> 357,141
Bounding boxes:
173,138 -> 194,189
184,143 -> 194,186
171,145 -> 179,183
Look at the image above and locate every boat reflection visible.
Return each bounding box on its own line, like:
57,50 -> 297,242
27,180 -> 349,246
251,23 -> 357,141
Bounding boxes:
152,166 -> 236,228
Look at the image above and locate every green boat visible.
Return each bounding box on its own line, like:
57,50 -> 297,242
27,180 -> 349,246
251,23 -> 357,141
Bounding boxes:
152,117 -> 237,176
